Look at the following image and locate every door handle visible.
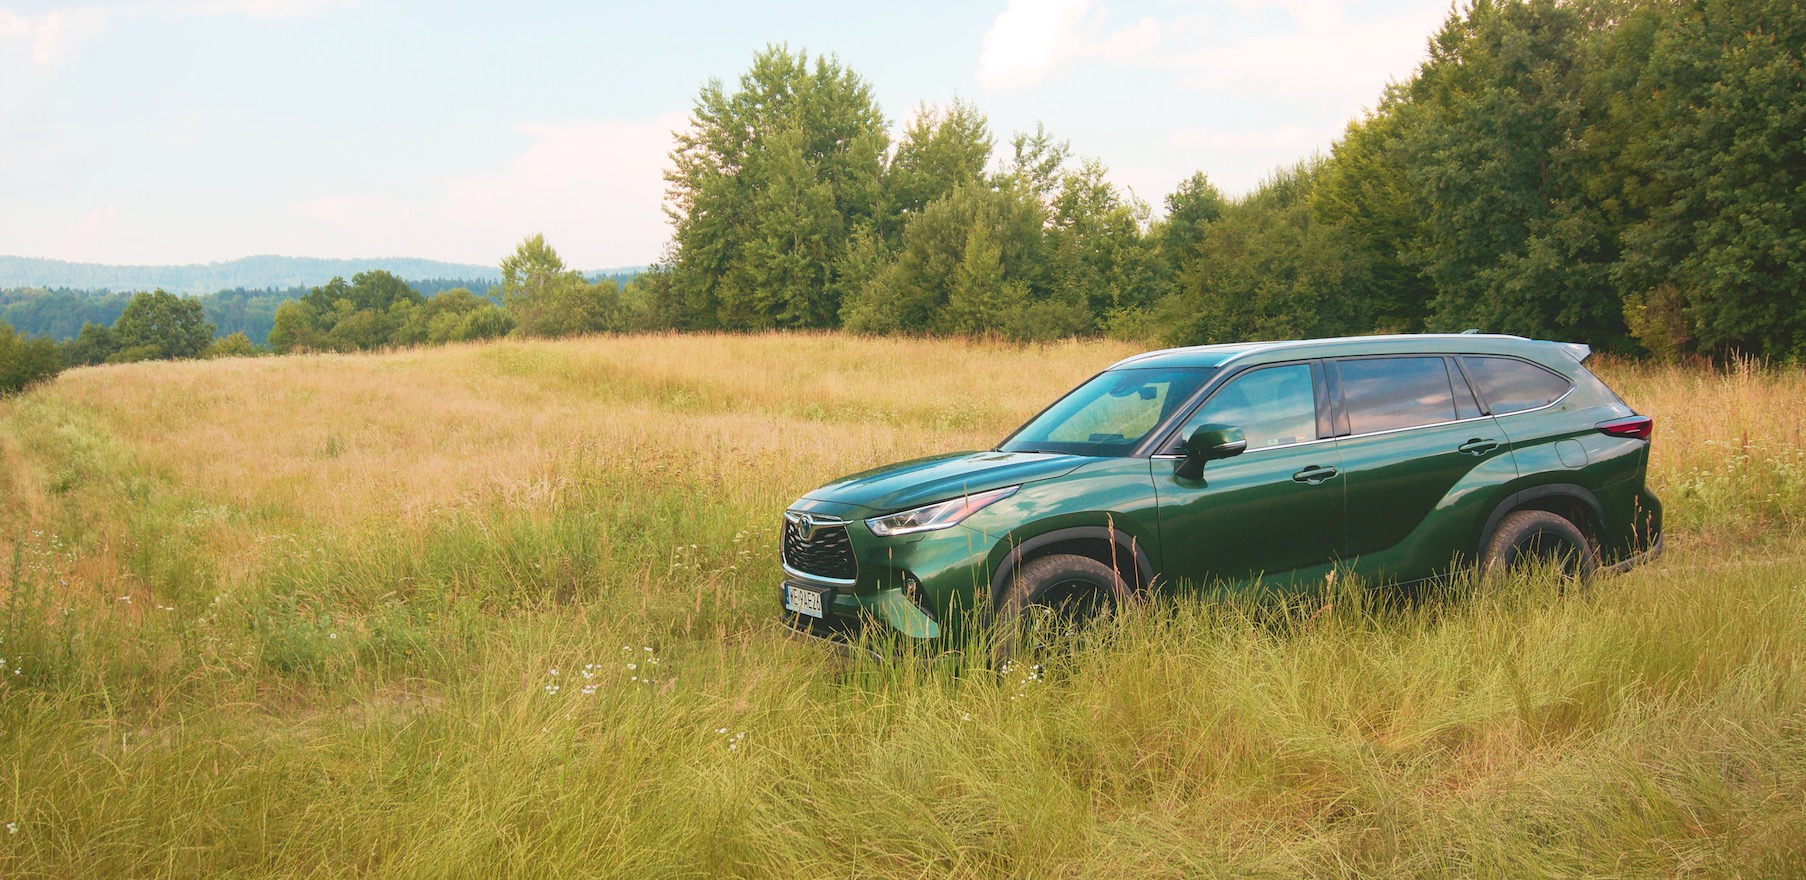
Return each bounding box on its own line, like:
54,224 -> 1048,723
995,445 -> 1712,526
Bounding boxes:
1458,438 -> 1500,456
1291,465 -> 1339,485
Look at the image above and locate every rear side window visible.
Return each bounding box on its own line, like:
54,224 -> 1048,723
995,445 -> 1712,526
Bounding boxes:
1337,357 -> 1458,434
1462,356 -> 1572,414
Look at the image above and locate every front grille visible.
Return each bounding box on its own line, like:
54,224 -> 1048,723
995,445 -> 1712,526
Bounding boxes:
782,514 -> 857,581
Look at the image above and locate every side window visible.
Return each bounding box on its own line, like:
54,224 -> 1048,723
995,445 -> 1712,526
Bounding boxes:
1181,364 -> 1316,450
1462,356 -> 1572,414
1337,357 -> 1458,434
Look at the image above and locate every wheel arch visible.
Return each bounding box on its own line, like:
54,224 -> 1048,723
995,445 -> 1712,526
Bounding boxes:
1478,483 -> 1607,558
988,525 -> 1155,608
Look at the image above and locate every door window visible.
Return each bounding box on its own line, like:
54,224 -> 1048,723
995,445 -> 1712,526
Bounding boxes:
1337,357 -> 1458,434
1180,363 -> 1317,450
1461,356 -> 1572,414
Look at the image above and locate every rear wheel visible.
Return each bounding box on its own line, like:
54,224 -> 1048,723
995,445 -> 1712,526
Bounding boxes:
992,553 -> 1125,663
1482,509 -> 1599,583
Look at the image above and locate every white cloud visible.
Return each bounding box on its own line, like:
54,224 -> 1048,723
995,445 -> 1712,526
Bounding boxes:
975,0 -> 1445,108
0,7 -> 108,66
436,114 -> 684,267
292,113 -> 685,268
0,1 -> 353,66
976,0 -> 1097,92
48,202 -> 120,260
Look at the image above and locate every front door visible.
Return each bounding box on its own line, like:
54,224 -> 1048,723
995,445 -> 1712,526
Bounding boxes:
1151,362 -> 1345,590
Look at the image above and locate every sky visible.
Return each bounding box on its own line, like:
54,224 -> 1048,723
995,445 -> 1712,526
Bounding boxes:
0,0 -> 1452,270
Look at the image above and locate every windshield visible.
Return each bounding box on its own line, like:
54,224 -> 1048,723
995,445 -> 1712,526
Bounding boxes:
999,367 -> 1217,457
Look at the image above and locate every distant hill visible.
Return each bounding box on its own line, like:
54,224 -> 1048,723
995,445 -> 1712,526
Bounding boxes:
0,255 -> 649,295
0,258 -> 650,345
0,255 -> 501,295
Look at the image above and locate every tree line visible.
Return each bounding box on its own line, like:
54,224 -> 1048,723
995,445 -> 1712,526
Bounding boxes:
0,242 -> 663,394
641,0 -> 1802,359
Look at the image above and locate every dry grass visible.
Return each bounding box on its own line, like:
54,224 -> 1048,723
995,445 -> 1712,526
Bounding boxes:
0,333 -> 1802,878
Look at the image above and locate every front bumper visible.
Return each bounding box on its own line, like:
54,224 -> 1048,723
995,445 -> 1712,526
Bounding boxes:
778,580 -> 942,640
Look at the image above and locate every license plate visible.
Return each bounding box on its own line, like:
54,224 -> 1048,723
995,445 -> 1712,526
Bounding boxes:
783,583 -> 829,619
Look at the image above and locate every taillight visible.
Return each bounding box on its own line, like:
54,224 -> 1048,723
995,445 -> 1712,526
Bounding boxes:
1597,415 -> 1653,441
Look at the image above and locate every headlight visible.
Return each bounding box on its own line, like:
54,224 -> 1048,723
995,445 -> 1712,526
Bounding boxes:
866,485 -> 1020,536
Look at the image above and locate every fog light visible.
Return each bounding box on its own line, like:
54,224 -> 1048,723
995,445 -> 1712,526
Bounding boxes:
901,573 -> 935,619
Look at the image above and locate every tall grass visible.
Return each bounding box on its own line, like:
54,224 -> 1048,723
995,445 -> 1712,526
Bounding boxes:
1,334 -> 1803,877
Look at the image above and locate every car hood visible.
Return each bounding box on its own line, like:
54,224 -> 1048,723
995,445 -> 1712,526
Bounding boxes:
803,451 -> 1088,514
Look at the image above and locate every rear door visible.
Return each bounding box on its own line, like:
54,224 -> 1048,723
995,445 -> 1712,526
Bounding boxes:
1151,361 -> 1345,589
1331,355 -> 1515,580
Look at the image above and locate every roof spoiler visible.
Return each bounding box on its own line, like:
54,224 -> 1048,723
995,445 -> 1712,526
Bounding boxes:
1556,341 -> 1592,362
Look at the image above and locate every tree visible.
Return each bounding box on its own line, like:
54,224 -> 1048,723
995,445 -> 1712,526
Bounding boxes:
1310,108 -> 1433,332
878,100 -> 993,241
267,271 -> 424,353
0,323 -> 64,395
1392,0 -> 1625,344
498,235 -> 614,338
62,321 -> 116,366
1046,157 -> 1164,326
1157,172 -> 1227,265
204,332 -> 261,358
396,287 -> 516,345
1606,0 -> 1806,358
111,290 -> 214,362
665,45 -> 890,329
1162,161 -> 1376,346
843,180 -> 1067,339
1005,123 -> 1073,201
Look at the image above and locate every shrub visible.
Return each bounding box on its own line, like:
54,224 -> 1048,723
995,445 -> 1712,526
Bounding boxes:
0,322 -> 64,394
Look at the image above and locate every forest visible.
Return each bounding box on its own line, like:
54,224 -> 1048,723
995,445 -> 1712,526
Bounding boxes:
2,0 -> 1801,396
641,0 -> 1802,360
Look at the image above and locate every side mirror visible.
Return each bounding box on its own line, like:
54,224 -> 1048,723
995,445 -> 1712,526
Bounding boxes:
1186,424 -> 1247,460
1175,424 -> 1245,479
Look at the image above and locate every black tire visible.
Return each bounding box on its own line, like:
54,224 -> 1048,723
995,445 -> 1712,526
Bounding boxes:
1482,509 -> 1600,582
992,553 -> 1126,663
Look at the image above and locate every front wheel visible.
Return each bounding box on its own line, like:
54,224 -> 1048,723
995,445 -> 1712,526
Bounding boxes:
1481,509 -> 1600,583
992,553 -> 1125,663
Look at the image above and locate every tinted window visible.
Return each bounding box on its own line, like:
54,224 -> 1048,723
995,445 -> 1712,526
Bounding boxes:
1181,364 -> 1317,450
1338,357 -> 1457,434
1462,356 -> 1572,414
1002,367 -> 1215,456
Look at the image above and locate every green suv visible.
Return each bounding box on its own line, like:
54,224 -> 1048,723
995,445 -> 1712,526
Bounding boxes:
779,334 -> 1662,645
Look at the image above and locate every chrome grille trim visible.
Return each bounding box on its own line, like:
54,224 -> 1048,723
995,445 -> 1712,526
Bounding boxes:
781,511 -> 858,583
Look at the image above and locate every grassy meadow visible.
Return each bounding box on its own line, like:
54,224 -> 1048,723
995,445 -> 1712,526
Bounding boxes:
1,333 -> 1804,877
